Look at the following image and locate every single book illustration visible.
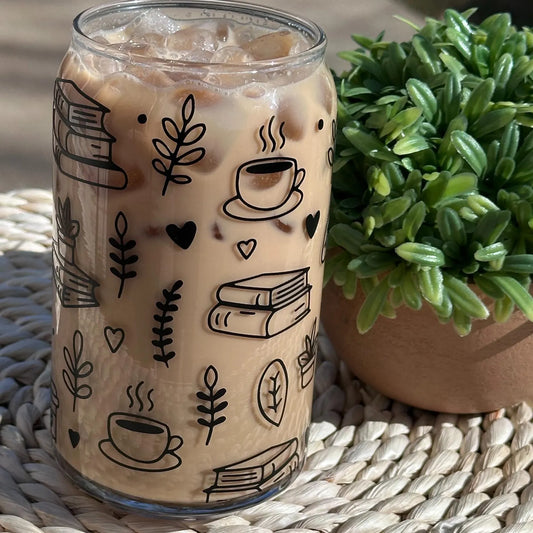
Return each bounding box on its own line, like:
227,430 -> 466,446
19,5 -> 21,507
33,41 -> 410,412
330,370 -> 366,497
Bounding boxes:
204,438 -> 299,502
53,79 -> 128,189
52,196 -> 99,308
207,268 -> 311,338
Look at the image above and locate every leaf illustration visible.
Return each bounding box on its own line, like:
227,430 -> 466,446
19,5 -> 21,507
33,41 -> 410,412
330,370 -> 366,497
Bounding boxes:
257,359 -> 288,427
109,211 -> 139,298
196,365 -> 228,446
152,280 -> 183,367
62,330 -> 93,412
152,94 -> 207,196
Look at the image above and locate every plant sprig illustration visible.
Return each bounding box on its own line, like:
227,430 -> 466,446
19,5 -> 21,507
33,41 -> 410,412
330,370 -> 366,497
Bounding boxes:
152,280 -> 183,367
56,197 -> 80,240
62,330 -> 93,412
196,365 -> 228,446
109,211 -> 138,298
152,94 -> 206,196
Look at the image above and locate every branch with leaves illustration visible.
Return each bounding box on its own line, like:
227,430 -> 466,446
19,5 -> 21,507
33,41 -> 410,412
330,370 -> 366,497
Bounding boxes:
152,280 -> 183,367
152,94 -> 206,196
196,365 -> 228,446
109,211 -> 138,298
62,329 -> 93,412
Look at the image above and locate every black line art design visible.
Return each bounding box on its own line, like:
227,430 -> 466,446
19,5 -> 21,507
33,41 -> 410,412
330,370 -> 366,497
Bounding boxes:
104,326 -> 125,353
152,280 -> 183,367
69,428 -> 80,449
223,157 -> 305,221
62,329 -> 93,412
152,94 -> 206,196
99,382 -> 183,472
236,239 -> 257,260
50,379 -> 59,441
258,115 -> 286,153
166,221 -> 197,250
137,114 -> 147,124
321,217 -> 328,264
208,268 -> 311,338
109,211 -> 138,299
257,359 -> 288,427
196,366 -> 228,446
305,211 -> 320,239
53,79 -> 127,189
297,317 -> 318,389
204,438 -> 300,502
327,119 -> 336,167
52,197 -> 99,308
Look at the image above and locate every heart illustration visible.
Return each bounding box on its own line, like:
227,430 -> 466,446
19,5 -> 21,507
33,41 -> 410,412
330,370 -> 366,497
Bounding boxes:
68,429 -> 80,448
166,222 -> 197,250
104,326 -> 125,353
305,211 -> 320,238
237,239 -> 257,260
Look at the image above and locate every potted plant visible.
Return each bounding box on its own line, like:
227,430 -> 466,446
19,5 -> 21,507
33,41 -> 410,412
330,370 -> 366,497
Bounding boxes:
322,8 -> 533,413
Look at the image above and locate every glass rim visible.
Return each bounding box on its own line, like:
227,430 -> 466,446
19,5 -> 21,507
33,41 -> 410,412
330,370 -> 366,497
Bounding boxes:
72,0 -> 328,72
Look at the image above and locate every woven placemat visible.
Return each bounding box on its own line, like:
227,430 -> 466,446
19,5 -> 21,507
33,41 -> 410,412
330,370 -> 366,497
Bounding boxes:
0,189 -> 532,533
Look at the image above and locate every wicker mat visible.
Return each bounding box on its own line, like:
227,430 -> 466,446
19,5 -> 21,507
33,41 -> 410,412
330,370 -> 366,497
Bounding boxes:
0,189 -> 532,533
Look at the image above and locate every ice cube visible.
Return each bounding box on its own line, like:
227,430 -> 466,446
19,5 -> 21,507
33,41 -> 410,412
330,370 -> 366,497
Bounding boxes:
277,96 -> 305,141
122,9 -> 182,40
210,45 -> 254,65
164,27 -> 218,60
243,30 -> 295,60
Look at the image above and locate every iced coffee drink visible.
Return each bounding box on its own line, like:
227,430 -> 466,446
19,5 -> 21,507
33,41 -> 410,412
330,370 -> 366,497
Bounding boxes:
51,0 -> 335,515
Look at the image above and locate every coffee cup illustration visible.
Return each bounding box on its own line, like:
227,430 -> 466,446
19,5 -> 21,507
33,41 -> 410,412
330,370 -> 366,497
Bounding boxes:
223,156 -> 305,221
99,412 -> 183,472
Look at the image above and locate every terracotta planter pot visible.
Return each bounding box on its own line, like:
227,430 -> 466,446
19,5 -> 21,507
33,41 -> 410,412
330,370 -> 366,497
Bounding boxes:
321,282 -> 533,413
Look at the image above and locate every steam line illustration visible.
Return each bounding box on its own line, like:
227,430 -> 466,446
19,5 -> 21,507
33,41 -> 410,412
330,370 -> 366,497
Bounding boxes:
127,381 -> 154,412
258,115 -> 286,153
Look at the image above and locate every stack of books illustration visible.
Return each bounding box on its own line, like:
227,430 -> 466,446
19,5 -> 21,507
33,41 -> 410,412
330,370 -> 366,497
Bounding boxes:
208,268 -> 311,338
205,438 -> 299,501
53,79 -> 127,189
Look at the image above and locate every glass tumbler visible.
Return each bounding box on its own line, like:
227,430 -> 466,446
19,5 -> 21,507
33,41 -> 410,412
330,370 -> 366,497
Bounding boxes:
51,0 -> 336,515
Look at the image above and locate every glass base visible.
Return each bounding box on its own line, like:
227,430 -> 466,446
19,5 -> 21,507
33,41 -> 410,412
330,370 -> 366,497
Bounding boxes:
55,451 -> 303,519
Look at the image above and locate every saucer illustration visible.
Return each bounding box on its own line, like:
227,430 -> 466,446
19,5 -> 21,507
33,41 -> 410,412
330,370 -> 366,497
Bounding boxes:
98,439 -> 182,472
223,189 -> 303,221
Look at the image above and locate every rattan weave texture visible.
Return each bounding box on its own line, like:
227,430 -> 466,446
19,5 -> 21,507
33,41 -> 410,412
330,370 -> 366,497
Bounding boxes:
0,189 -> 532,533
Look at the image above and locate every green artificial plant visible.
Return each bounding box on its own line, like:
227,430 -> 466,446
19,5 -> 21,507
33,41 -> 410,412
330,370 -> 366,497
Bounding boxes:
327,8 -> 533,335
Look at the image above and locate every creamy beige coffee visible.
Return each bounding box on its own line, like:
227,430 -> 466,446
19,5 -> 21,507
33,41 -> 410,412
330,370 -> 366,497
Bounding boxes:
51,0 -> 335,514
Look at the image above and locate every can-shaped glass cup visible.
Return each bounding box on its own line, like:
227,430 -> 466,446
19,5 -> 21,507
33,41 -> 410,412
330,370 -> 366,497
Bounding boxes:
51,0 -> 336,516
